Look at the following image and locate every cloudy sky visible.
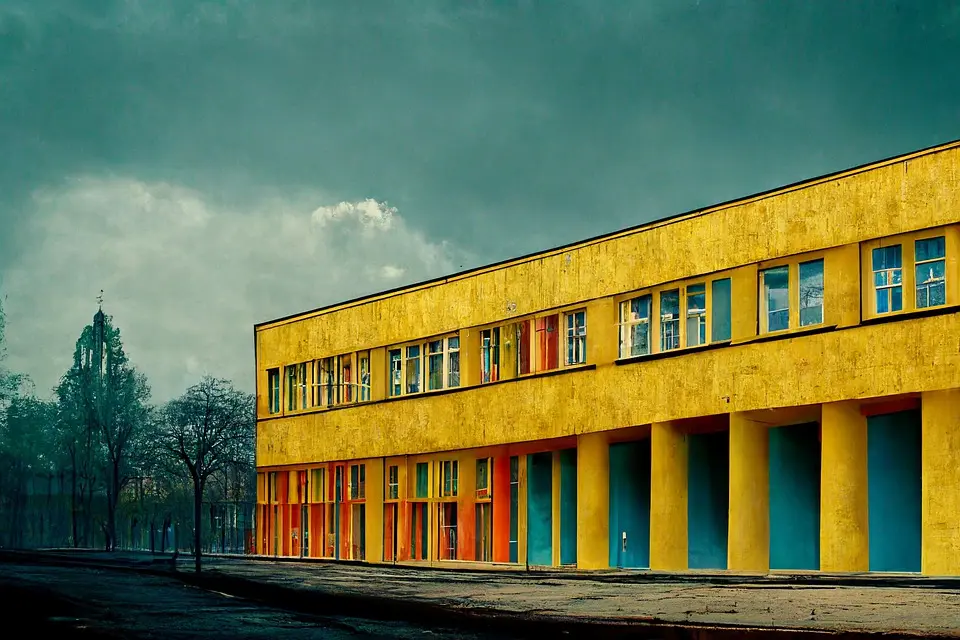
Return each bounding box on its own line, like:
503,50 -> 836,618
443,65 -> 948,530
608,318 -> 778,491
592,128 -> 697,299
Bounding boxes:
1,1 -> 958,402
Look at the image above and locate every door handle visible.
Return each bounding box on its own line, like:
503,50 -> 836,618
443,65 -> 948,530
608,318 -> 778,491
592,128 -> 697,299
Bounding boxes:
622,531 -> 627,552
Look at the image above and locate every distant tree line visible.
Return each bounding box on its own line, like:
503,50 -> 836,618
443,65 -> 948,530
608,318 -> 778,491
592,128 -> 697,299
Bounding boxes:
0,296 -> 256,572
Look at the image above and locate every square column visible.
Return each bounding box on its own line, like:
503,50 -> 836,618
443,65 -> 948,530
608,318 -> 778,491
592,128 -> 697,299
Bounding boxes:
365,458 -> 384,563
922,389 -> 960,575
728,413 -> 769,572
820,401 -> 868,572
650,421 -> 688,570
576,432 -> 609,569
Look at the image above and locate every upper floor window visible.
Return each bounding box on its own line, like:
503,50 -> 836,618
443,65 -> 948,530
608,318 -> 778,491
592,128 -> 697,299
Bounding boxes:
513,313 -> 563,375
349,463 -> 366,500
389,335 -> 460,398
439,460 -> 459,498
760,266 -> 790,332
310,468 -> 326,503
476,458 -> 491,499
286,362 -> 308,411
387,465 -> 399,500
915,236 -> 946,309
619,294 -> 652,357
565,309 -> 586,365
480,328 -> 500,383
760,258 -> 824,333
358,351 -> 371,402
415,462 -> 430,498
660,289 -> 681,351
267,368 -> 280,414
685,284 -> 706,347
535,314 -> 560,371
799,260 -> 824,326
872,245 -> 903,314
711,278 -> 732,342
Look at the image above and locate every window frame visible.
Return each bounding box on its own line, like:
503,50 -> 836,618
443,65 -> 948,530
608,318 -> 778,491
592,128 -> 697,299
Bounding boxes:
267,368 -> 281,414
438,459 -> 459,499
387,334 -> 461,398
757,251 -> 827,335
564,309 -> 587,366
616,272 -> 732,359
861,226 -> 957,320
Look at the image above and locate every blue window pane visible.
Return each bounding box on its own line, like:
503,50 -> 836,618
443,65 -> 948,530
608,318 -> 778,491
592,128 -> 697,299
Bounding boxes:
762,266 -> 790,332
872,245 -> 902,270
891,286 -> 903,312
915,237 -> 945,262
799,260 -> 824,327
711,278 -> 732,342
876,290 -> 888,314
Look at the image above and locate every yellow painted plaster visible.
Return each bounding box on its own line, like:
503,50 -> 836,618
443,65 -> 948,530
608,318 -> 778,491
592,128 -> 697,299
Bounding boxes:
649,421 -> 688,570
819,400 -> 869,572
921,389 -> 960,575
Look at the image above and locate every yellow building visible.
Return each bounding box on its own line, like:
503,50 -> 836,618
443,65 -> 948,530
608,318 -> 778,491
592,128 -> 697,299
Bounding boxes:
255,139 -> 960,575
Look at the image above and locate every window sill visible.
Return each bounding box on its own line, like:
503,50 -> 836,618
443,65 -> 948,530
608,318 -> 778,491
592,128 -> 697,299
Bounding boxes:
615,340 -> 732,366
257,363 -> 597,420
732,323 -> 838,346
861,302 -> 960,326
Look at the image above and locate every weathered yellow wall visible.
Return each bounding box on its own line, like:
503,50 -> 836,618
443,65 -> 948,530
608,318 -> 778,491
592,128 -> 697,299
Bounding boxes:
256,142 -> 960,369
258,312 -> 960,466
649,421 -> 688,570
819,401 -> 869,572
921,389 -> 960,575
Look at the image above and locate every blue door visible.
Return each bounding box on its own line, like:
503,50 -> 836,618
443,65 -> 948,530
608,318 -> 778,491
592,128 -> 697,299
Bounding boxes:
609,440 -> 651,568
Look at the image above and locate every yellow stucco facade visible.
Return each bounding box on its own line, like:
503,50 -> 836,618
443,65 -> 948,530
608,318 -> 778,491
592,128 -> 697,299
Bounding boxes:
255,139 -> 960,575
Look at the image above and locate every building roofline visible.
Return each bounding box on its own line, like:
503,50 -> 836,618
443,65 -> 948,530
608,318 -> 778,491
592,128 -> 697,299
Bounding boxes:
255,136 -> 960,330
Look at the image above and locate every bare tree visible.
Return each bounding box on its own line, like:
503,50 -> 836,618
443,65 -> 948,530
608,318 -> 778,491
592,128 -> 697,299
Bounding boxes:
158,376 -> 254,572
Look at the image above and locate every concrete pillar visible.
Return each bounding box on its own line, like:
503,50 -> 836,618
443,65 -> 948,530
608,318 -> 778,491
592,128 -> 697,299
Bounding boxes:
728,413 -> 769,571
921,389 -> 960,575
650,421 -> 688,570
820,400 -> 869,572
576,432 -> 610,569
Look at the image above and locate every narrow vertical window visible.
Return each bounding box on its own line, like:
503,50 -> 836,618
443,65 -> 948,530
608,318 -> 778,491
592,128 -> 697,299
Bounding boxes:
440,460 -> 459,498
565,310 -> 586,365
427,340 -> 444,390
350,464 -> 360,500
535,314 -> 559,372
660,289 -> 680,351
476,458 -> 490,498
480,328 -> 500,383
405,345 -> 421,394
711,278 -> 732,342
358,464 -> 366,499
340,355 -> 352,403
799,259 -> 824,326
915,236 -> 946,309
298,362 -> 308,409
268,368 -> 280,414
285,365 -> 297,411
447,336 -> 460,388
389,349 -> 402,397
415,462 -> 429,498
517,320 -> 532,375
387,465 -> 399,500
358,352 -> 371,402
685,284 -> 706,347
761,266 -> 790,332
872,245 -> 903,314
619,295 -> 651,357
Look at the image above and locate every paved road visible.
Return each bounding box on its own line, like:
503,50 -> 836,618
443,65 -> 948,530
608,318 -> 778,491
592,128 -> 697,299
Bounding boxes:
0,562 -> 505,639
198,556 -> 960,637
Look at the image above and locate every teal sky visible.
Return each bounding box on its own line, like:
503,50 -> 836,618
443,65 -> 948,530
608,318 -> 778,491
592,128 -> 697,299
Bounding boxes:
1,1 -> 958,400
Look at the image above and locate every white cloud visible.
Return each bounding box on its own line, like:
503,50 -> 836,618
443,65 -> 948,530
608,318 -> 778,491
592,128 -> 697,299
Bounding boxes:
1,177 -> 465,402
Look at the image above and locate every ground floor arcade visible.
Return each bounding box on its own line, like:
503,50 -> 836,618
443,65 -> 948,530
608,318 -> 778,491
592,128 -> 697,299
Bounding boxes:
256,389 -> 960,575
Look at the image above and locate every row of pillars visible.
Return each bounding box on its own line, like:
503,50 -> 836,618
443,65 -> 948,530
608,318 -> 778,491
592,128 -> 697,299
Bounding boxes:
576,389 -> 960,575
